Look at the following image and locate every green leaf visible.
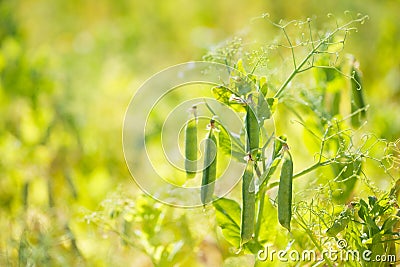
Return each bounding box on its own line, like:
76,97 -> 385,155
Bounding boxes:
326,208 -> 351,237
229,66 -> 253,96
381,217 -> 399,234
358,199 -> 380,236
266,98 -> 278,115
212,85 -> 234,105
259,76 -> 268,96
257,195 -> 279,244
246,73 -> 257,84
243,240 -> 263,254
368,196 -> 377,207
213,198 -> 242,248
211,86 -> 245,112
235,58 -> 246,74
235,77 -> 253,96
370,234 -> 386,260
255,92 -> 272,122
218,125 -> 246,163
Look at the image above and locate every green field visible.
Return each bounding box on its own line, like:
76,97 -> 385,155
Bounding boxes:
1,0 -> 399,266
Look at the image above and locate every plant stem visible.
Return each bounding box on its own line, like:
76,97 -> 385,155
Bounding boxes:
267,160 -> 332,189
274,17 -> 366,99
273,43 -> 322,98
294,214 -> 334,267
293,160 -> 332,179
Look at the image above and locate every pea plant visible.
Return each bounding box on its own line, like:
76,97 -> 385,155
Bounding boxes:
85,189 -> 199,266
194,13 -> 398,263
87,14 -> 399,266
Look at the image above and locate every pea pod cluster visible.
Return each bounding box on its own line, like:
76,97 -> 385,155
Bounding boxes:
239,95 -> 261,244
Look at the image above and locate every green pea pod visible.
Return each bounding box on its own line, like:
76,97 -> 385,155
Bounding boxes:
331,91 -> 341,117
185,107 -> 198,178
246,95 -> 259,160
241,161 -> 255,244
278,149 -> 293,231
326,208 -> 351,237
201,121 -> 217,205
350,58 -> 367,127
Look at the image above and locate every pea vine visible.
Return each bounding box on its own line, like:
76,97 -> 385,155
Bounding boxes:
198,13 -> 399,265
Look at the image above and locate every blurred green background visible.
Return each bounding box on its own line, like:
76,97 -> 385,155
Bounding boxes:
0,0 -> 399,266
